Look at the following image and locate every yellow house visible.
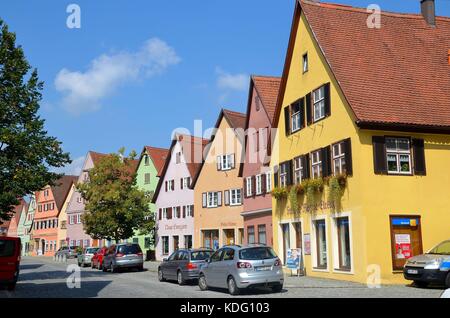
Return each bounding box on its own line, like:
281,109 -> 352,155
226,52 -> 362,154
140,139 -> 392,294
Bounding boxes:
57,183 -> 76,251
191,109 -> 247,249
270,0 -> 450,284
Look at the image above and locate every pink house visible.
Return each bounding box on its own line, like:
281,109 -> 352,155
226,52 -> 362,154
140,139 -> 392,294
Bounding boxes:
239,75 -> 281,247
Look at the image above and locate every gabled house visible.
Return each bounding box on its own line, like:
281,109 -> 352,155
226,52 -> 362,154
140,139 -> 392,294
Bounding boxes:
32,175 -> 77,256
18,195 -> 35,255
239,75 -> 281,247
132,145 -> 169,258
191,109 -> 247,249
152,134 -> 209,260
270,0 -> 450,283
5,198 -> 27,238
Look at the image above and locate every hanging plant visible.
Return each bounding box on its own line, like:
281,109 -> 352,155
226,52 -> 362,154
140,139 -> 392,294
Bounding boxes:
304,178 -> 324,208
271,187 -> 288,200
289,186 -> 300,214
336,174 -> 347,188
296,182 -> 306,195
328,176 -> 344,204
309,178 -> 324,193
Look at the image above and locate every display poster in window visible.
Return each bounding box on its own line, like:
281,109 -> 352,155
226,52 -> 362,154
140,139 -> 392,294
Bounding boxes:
395,234 -> 412,259
303,233 -> 311,255
286,248 -> 302,269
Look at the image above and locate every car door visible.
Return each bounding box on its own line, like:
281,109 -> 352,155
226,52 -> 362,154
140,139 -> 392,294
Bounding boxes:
216,248 -> 235,288
205,249 -> 224,287
0,238 -> 17,281
166,251 -> 179,279
177,250 -> 188,273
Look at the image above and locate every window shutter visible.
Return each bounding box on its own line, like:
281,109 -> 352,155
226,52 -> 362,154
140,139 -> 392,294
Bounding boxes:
412,138 -> 426,175
321,146 -> 332,177
202,193 -> 207,208
180,178 -> 183,190
167,207 -> 172,220
243,178 -> 248,198
267,128 -> 272,156
286,161 -> 293,186
284,106 -> 291,136
324,82 -> 331,117
302,154 -> 310,179
217,191 -> 222,206
300,98 -> 306,129
372,136 -> 387,174
217,156 -> 222,171
274,166 -> 279,188
224,190 -> 230,206
183,206 -> 186,218
171,181 -> 175,191
230,154 -> 235,169
261,174 -> 266,195
344,138 -> 353,176
306,93 -> 312,125
191,205 -> 194,217
251,176 -> 256,197
158,209 -> 162,220
165,181 -> 167,192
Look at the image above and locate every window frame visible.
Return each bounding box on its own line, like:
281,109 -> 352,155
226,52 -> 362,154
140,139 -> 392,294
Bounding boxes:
207,192 -> 219,208
245,177 -> 252,197
255,174 -> 262,195
332,141 -> 346,176
294,156 -> 303,184
279,163 -> 288,187
313,85 -> 326,122
302,52 -> 308,74
311,150 -> 322,179
230,188 -> 242,206
265,172 -> 272,193
385,137 -> 412,175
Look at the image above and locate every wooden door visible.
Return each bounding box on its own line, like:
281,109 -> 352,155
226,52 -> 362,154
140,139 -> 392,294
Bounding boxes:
390,216 -> 423,270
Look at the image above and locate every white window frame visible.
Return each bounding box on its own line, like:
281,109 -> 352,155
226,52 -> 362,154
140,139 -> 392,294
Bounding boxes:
331,213 -> 354,274
302,52 -> 308,73
311,216 -> 329,272
255,175 -> 262,195
332,142 -> 346,175
313,86 -> 325,122
311,150 -> 322,178
294,157 -> 303,184
162,208 -> 168,219
220,154 -> 233,171
69,215 -> 74,225
265,172 -> 272,193
182,177 -> 190,189
76,214 -> 82,224
144,155 -> 150,166
186,205 -> 193,217
245,177 -> 252,197
386,137 -> 412,175
230,189 -> 242,206
280,164 -> 287,187
291,109 -> 301,132
207,192 -> 219,208
144,173 -> 151,184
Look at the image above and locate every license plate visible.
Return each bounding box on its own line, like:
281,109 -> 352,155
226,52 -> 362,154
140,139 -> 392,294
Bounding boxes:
255,266 -> 271,271
407,269 -> 418,274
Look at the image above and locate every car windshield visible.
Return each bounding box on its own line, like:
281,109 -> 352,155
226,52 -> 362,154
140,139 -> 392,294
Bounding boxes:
190,251 -> 212,261
86,248 -> 99,254
427,241 -> 450,255
117,244 -> 142,255
239,247 -> 277,260
0,240 -> 15,257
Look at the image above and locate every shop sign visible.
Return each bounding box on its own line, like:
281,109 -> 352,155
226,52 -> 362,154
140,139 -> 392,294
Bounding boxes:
286,248 -> 302,269
392,217 -> 419,226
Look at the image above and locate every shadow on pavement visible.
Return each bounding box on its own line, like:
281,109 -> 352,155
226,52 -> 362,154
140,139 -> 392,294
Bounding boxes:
206,286 -> 288,296
19,264 -> 44,270
18,269 -> 110,282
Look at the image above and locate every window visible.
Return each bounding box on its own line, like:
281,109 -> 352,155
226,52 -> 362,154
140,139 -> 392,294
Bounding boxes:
38,205 -> 42,212
265,172 -> 272,193
247,226 -> 255,244
280,163 -> 287,187
207,192 -> 219,208
162,236 -> 169,255
182,177 -> 190,189
165,180 -> 175,192
44,189 -> 49,197
291,102 -> 301,132
217,154 -> 234,171
84,239 -> 90,247
302,52 -> 308,73
332,142 -> 346,175
210,249 -> 224,262
144,173 -> 151,184
336,217 -> 351,270
174,206 -> 181,218
222,248 -> 235,261
230,189 -> 242,206
176,152 -> 182,164
69,215 -> 75,225
245,177 -> 252,197
144,155 -> 150,166
258,225 -> 266,245
77,196 -> 82,204
255,95 -> 261,111
386,138 -> 411,174
294,156 -> 303,184
186,205 -> 194,217
314,219 -> 327,268
313,86 -> 325,122
61,221 -> 66,229
311,150 -> 322,178
76,214 -> 82,224
184,235 -> 192,249
255,175 -> 262,195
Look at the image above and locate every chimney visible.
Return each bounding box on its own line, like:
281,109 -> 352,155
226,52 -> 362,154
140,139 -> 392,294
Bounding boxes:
421,0 -> 436,26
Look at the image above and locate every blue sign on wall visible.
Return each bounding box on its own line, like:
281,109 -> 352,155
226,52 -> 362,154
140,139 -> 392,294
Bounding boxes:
391,217 -> 420,226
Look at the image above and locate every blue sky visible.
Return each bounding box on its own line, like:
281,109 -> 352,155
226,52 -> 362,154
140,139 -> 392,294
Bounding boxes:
1,0 -> 449,175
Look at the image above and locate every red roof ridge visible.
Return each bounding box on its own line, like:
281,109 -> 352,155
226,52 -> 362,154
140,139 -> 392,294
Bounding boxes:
252,75 -> 281,81
144,145 -> 169,151
223,108 -> 246,118
301,0 -> 450,22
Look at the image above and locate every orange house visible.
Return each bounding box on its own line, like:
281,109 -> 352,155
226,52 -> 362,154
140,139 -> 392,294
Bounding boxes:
32,175 -> 77,256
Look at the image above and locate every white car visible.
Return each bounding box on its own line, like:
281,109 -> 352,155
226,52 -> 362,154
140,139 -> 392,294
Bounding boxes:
441,289 -> 450,298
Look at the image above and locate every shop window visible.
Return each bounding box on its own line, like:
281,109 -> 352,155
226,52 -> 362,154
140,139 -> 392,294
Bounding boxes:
314,219 -> 327,269
173,236 -> 179,251
281,223 -> 290,265
203,230 -> 219,250
258,225 -> 266,245
162,236 -> 169,255
247,226 -> 255,244
294,222 -> 302,250
336,217 -> 351,271
390,216 -> 423,270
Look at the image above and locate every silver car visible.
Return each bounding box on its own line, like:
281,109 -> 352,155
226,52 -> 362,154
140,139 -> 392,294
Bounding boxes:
403,239 -> 450,288
77,247 -> 99,267
102,243 -> 144,273
198,245 -> 284,295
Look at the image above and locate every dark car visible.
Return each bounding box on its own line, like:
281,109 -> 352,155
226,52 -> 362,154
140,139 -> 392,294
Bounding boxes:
0,237 -> 22,291
158,248 -> 213,285
102,243 -> 144,273
91,247 -> 108,270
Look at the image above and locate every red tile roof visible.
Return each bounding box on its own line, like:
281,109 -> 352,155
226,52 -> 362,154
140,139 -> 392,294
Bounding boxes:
252,75 -> 281,123
89,151 -> 108,166
275,0 -> 450,131
223,109 -> 247,131
144,146 -> 169,176
51,175 -> 78,212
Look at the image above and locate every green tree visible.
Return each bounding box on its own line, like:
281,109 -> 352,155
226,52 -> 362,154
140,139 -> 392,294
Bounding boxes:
0,19 -> 70,222
77,149 -> 153,242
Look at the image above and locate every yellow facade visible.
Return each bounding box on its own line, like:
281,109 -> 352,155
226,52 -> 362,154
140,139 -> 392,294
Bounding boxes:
57,184 -> 75,251
270,12 -> 450,284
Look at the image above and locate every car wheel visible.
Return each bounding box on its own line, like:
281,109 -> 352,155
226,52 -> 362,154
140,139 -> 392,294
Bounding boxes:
137,265 -> 144,272
227,276 -> 240,296
272,284 -> 283,293
158,268 -> 165,282
445,273 -> 450,289
414,280 -> 429,288
77,261 -> 82,267
177,270 -> 186,286
198,274 -> 208,291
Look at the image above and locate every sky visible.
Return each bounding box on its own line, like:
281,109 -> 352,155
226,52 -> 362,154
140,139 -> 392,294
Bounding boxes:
0,0 -> 449,175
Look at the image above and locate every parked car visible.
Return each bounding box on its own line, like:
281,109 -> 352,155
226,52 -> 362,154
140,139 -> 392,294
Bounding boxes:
91,247 -> 108,270
403,239 -> 450,288
158,248 -> 213,285
198,244 -> 284,295
441,289 -> 450,298
77,247 -> 100,267
54,246 -> 78,261
0,237 -> 21,291
102,243 -> 144,273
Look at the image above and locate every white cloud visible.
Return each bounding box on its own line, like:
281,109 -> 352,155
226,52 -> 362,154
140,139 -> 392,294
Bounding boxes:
55,38 -> 181,114
215,67 -> 248,91
52,156 -> 85,176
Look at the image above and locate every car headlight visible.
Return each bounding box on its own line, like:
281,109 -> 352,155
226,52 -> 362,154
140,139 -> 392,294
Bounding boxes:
424,259 -> 442,270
